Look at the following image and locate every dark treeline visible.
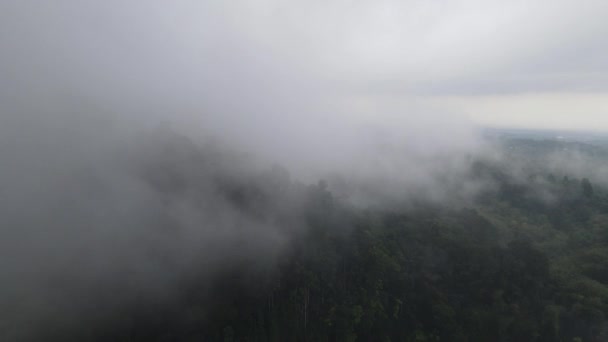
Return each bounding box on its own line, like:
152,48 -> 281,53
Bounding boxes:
26,134 -> 608,342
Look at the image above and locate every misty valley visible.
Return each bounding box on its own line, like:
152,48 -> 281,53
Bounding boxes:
5,128 -> 608,341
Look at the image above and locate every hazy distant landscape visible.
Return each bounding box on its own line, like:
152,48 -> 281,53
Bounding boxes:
2,1 -> 608,341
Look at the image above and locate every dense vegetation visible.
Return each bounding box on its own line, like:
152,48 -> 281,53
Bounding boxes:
34,135 -> 608,341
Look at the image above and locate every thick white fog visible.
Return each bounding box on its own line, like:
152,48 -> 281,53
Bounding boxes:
1,1 -> 607,340
0,0 -> 488,195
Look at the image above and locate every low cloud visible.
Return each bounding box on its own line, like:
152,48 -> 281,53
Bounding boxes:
1,0 -> 605,339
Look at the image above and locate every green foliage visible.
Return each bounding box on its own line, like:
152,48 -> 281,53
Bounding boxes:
37,135 -> 608,341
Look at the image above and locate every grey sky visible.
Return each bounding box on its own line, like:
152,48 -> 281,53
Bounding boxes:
219,0 -> 608,129
1,0 -> 608,132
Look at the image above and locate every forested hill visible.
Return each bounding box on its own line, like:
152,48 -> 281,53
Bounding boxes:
504,139 -> 608,160
24,135 -> 608,341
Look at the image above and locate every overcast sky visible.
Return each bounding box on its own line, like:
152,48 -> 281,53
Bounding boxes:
231,0 -> 608,130
1,0 -> 608,131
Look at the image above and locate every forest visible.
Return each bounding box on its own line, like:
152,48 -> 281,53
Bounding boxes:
20,130 -> 608,342
2,1 -> 608,342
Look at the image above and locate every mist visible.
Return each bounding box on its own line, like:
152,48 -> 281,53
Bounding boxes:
3,1 -> 601,340
0,0 -> 487,213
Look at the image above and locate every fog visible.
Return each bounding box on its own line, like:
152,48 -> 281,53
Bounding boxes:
1,1 -> 603,340
0,0 -> 486,200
